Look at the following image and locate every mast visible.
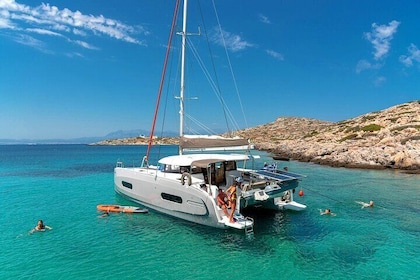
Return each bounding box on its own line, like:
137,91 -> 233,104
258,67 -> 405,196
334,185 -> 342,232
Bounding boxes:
179,0 -> 188,155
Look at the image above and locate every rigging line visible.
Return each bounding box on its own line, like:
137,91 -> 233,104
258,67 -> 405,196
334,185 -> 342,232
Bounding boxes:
186,115 -> 217,135
223,99 -> 242,132
187,38 -> 241,132
186,30 -> 240,134
186,28 -> 241,133
184,125 -> 207,136
184,113 -> 218,135
187,38 -> 232,130
187,38 -> 224,106
184,126 -> 199,135
196,0 -> 231,133
146,0 -> 181,162
157,18 -> 178,160
184,115 -> 208,134
211,0 -> 248,129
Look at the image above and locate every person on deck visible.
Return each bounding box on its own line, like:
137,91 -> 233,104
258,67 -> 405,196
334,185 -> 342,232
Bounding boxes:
217,189 -> 229,216
226,177 -> 242,223
282,191 -> 291,201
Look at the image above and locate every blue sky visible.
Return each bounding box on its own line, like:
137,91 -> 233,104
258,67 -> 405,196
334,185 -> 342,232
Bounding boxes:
1,0 -> 419,140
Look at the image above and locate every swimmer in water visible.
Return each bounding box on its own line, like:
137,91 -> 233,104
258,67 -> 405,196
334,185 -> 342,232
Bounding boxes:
356,200 -> 374,209
29,220 -> 52,234
319,208 -> 336,216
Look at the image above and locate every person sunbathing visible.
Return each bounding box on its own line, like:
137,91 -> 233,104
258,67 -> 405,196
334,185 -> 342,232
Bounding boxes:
356,200 -> 374,209
217,189 -> 229,216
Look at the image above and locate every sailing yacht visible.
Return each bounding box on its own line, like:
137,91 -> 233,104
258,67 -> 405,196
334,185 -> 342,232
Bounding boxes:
114,0 -> 306,230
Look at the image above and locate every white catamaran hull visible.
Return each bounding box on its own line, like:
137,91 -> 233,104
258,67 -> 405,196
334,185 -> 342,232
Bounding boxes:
114,166 -> 252,229
275,200 -> 307,211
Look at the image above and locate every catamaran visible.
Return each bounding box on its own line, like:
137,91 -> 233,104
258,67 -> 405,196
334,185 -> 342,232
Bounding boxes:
114,0 -> 306,231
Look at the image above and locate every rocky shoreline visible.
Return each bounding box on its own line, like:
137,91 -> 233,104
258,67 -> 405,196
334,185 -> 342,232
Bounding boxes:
239,101 -> 420,174
94,101 -> 420,174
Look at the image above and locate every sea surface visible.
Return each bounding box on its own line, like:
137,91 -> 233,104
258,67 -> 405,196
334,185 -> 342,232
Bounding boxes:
0,144 -> 418,280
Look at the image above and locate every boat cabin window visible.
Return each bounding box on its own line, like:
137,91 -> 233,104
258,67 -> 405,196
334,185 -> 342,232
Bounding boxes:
161,164 -> 200,174
161,193 -> 182,204
162,164 -> 183,173
215,162 -> 226,186
122,181 -> 133,189
224,161 -> 236,171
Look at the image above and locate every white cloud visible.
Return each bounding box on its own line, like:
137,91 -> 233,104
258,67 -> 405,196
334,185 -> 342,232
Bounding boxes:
65,52 -> 84,58
211,27 -> 254,52
26,27 -> 62,36
0,15 -> 11,28
266,49 -> 284,60
364,20 -> 400,60
0,0 -> 21,10
0,0 -> 147,50
0,8 -> 14,28
52,23 -> 70,32
356,60 -> 371,73
73,28 -> 86,36
355,59 -> 382,73
399,43 -> 420,67
13,33 -> 43,48
374,76 -> 386,86
258,14 -> 270,24
74,39 -> 99,50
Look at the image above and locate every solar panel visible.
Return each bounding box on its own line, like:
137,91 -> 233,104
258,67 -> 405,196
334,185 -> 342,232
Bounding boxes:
253,170 -> 297,182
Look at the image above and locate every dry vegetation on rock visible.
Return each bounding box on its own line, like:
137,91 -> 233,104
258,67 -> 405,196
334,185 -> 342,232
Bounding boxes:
238,101 -> 420,173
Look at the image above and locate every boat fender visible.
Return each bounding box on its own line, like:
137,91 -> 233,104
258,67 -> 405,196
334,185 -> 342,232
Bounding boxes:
181,172 -> 192,186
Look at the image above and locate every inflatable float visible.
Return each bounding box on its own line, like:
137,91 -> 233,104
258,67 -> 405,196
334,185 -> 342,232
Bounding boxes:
97,204 -> 148,214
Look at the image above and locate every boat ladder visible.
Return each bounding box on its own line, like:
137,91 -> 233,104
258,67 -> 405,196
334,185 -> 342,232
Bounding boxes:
244,217 -> 254,235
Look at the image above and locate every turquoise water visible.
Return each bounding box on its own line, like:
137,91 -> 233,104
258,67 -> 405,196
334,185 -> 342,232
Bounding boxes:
1,145 -> 418,280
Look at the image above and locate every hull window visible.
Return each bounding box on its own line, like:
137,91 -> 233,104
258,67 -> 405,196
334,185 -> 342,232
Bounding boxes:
122,181 -> 133,189
161,193 -> 182,204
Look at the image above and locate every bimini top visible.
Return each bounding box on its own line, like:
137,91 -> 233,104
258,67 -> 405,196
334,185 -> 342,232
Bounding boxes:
158,153 -> 250,166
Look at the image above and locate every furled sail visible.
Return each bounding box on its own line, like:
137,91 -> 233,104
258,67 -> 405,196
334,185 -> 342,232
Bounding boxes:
180,135 -> 252,151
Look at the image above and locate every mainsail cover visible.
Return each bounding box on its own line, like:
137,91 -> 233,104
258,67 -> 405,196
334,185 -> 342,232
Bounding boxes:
180,135 -> 251,151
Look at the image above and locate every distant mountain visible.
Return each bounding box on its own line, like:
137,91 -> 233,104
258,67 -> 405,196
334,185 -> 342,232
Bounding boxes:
0,129 -> 179,145
104,129 -> 179,139
104,129 -> 148,139
0,137 -> 105,145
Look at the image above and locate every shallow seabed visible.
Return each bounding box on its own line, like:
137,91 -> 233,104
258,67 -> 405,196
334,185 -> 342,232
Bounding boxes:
1,145 -> 418,280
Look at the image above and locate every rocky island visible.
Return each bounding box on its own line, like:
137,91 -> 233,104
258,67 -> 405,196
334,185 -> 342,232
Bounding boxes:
94,101 -> 420,173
